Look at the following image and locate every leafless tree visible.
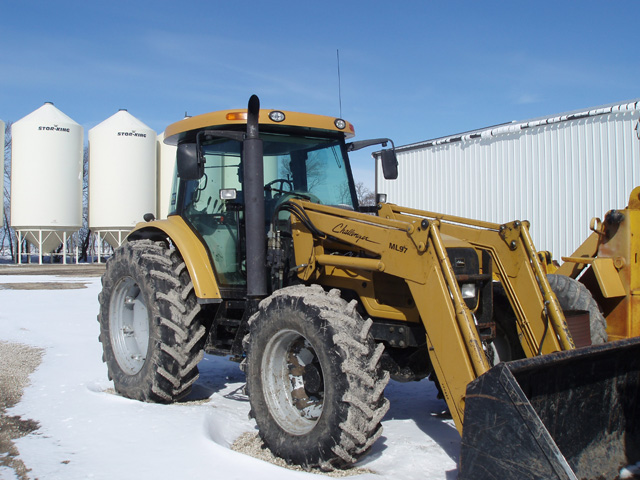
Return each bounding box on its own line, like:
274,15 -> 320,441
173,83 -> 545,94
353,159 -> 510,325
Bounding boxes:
355,182 -> 376,206
78,146 -> 92,261
3,122 -> 15,260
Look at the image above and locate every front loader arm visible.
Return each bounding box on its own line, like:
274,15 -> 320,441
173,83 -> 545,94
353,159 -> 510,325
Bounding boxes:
288,199 -> 574,433
378,204 -> 574,353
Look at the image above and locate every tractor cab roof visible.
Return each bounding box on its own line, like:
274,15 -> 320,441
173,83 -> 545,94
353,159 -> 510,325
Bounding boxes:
164,108 -> 355,146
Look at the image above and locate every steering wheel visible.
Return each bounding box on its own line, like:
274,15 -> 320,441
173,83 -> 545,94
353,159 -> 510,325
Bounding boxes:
264,179 -> 294,196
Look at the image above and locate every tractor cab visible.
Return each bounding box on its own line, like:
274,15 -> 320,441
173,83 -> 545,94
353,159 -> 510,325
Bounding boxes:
165,110 -> 378,296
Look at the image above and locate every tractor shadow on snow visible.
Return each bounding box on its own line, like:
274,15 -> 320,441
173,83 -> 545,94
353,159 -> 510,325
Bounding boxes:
179,353 -> 248,403
375,378 -> 461,475
188,353 -> 460,476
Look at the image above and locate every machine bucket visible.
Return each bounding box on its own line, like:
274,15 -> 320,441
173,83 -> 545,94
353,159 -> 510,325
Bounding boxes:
459,337 -> 640,479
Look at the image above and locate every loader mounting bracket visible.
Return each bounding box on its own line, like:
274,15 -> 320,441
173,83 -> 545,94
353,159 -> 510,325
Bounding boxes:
498,221 -> 528,250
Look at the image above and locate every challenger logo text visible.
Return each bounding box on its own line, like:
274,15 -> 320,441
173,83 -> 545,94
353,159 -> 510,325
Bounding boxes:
332,223 -> 379,245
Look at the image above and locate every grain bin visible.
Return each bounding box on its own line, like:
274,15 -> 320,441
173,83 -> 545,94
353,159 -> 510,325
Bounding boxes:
156,132 -> 176,220
89,109 -> 156,249
11,103 -> 83,262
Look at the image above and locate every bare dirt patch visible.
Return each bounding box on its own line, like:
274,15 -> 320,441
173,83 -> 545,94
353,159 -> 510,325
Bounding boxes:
0,341 -> 44,480
0,264 -> 105,277
0,282 -> 88,290
231,432 -> 373,477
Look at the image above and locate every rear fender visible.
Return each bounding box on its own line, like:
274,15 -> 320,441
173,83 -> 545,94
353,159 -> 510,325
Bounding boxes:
128,216 -> 222,301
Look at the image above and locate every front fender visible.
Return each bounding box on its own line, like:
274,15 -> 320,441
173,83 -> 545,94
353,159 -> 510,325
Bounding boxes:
128,216 -> 222,301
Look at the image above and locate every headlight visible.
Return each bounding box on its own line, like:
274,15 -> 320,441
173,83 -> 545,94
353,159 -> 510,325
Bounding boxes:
461,283 -> 477,299
461,283 -> 479,310
219,188 -> 237,200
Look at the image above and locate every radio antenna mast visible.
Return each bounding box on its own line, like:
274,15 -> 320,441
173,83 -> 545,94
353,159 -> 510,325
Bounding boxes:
337,49 -> 343,118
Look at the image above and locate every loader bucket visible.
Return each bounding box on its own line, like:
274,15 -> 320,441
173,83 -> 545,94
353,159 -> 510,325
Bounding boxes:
459,337 -> 640,480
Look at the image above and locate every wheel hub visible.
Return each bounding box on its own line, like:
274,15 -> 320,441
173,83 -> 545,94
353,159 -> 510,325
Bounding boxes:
109,276 -> 149,375
261,330 -> 325,435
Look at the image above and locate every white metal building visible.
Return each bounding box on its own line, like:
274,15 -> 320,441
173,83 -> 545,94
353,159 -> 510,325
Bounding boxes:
376,100 -> 640,261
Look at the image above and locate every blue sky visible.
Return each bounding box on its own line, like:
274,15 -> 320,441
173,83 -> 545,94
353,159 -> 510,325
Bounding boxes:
2,1 -> 639,188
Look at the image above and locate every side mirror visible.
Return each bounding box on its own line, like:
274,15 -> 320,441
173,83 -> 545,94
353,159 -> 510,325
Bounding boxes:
381,149 -> 398,180
176,143 -> 204,180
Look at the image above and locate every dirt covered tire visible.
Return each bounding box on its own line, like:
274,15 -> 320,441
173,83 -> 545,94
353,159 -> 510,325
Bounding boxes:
98,239 -> 209,402
244,284 -> 390,470
547,273 -> 607,344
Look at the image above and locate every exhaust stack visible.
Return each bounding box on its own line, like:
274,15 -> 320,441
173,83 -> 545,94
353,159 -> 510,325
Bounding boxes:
243,95 -> 268,302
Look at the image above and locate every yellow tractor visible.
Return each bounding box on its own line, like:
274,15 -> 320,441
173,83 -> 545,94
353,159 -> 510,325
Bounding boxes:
98,95 -> 640,478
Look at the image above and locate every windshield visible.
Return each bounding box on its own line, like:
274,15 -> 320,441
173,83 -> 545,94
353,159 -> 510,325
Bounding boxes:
211,133 -> 354,205
262,135 -> 357,208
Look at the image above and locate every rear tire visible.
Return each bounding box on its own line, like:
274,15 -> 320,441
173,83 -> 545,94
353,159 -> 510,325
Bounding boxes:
547,273 -> 607,344
245,285 -> 389,470
98,239 -> 209,402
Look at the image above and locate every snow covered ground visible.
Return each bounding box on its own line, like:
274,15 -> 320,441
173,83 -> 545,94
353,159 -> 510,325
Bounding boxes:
0,274 -> 460,480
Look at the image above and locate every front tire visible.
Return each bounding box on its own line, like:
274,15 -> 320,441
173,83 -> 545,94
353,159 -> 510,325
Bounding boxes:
98,239 -> 209,402
245,285 -> 389,470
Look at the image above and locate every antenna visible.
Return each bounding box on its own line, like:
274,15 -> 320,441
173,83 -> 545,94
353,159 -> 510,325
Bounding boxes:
337,49 -> 343,118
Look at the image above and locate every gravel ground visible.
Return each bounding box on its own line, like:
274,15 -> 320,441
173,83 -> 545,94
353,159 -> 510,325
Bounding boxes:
0,265 -> 96,479
231,432 -> 372,477
0,341 -> 43,480
0,264 -> 105,277
0,282 -> 89,290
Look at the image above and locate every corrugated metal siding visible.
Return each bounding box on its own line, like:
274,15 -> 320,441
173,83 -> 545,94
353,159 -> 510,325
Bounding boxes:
377,105 -> 640,260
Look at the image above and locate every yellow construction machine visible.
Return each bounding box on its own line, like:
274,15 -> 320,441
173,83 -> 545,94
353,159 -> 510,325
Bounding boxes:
97,95 -> 640,479
550,186 -> 640,342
